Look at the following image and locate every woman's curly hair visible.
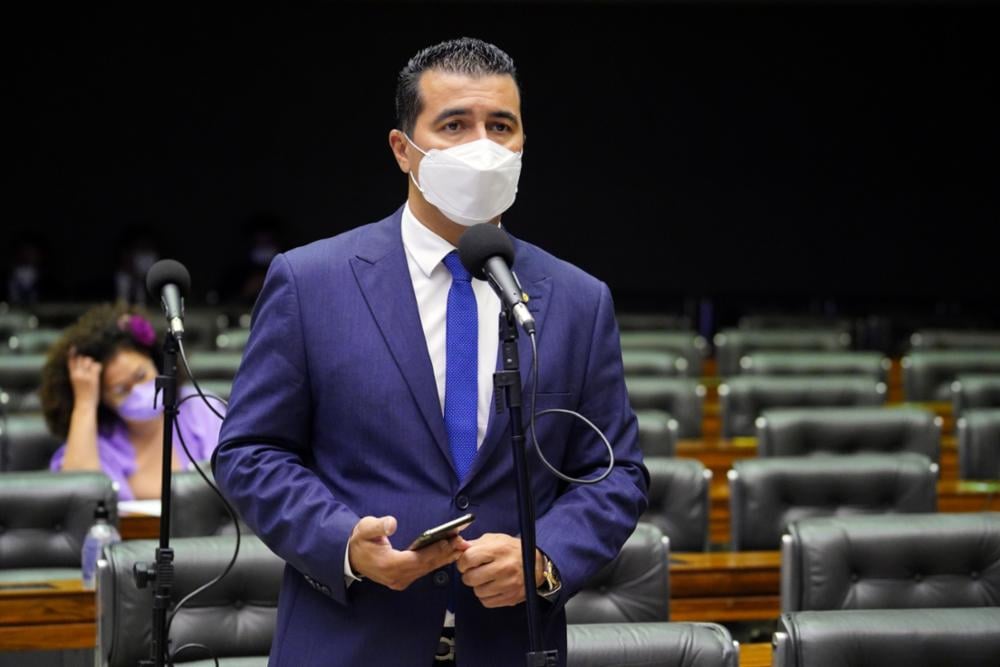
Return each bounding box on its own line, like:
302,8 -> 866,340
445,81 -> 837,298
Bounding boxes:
39,302 -> 163,439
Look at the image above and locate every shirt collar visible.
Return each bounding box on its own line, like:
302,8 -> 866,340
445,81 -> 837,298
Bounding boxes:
401,202 -> 456,279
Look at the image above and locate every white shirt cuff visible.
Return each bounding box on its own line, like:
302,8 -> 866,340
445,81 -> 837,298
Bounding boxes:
344,542 -> 363,586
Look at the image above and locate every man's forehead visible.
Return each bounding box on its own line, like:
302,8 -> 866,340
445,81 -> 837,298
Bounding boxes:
417,70 -> 521,116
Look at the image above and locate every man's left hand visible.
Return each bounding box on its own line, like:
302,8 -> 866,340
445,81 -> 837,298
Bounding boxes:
456,533 -> 544,608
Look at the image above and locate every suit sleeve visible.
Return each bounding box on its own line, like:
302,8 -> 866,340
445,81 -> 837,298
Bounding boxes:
534,281 -> 649,609
212,253 -> 360,605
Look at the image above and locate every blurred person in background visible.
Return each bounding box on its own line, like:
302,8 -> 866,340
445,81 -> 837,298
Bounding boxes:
39,303 -> 223,500
113,225 -> 161,305
5,235 -> 47,306
220,213 -> 285,305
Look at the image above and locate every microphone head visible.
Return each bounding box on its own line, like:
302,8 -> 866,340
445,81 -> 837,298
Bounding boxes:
145,259 -> 191,299
458,224 -> 515,280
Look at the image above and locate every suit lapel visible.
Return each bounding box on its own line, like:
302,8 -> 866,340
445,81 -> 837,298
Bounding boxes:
462,240 -> 552,488
350,210 -> 455,476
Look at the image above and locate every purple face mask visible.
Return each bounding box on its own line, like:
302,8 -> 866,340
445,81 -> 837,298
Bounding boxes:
115,378 -> 162,422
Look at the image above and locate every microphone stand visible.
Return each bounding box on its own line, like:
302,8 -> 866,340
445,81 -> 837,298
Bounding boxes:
493,310 -> 558,667
132,331 -> 180,667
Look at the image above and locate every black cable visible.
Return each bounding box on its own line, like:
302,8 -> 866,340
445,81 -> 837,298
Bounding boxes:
167,642 -> 220,667
176,340 -> 228,420
161,342 -> 241,663
178,392 -> 228,410
526,332 -> 615,485
164,420 -> 242,644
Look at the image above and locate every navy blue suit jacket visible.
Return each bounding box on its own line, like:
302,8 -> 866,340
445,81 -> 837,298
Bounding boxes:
213,207 -> 648,666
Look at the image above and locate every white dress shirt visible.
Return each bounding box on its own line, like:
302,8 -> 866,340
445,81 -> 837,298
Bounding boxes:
344,204 -> 501,613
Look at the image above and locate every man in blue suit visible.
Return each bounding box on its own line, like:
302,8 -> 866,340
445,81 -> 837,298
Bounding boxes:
213,37 -> 648,666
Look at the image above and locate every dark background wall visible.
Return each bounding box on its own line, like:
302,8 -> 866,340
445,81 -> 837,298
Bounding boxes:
7,1 -> 998,321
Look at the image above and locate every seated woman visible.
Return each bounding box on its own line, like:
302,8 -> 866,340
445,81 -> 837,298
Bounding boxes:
40,303 -> 224,500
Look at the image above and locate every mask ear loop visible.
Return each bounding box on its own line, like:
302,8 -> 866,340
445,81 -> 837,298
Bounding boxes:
403,133 -> 429,193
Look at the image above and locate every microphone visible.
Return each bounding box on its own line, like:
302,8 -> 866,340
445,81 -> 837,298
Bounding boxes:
145,259 -> 191,340
458,224 -> 536,335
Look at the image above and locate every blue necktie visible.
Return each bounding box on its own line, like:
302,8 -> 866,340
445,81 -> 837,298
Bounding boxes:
442,251 -> 478,482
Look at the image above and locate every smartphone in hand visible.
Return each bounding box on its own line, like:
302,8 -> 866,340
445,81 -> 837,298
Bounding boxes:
408,514 -> 475,550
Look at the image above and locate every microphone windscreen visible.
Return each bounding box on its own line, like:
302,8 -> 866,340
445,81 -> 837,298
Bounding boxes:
145,259 -> 192,299
458,224 -> 515,280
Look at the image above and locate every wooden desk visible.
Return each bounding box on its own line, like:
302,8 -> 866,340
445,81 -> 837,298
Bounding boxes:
740,642 -> 773,667
120,512 -> 160,541
669,551 -> 781,622
121,476 -> 999,547
0,579 -> 95,651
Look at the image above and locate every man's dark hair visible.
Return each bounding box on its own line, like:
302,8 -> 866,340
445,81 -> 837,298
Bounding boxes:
395,37 -> 519,136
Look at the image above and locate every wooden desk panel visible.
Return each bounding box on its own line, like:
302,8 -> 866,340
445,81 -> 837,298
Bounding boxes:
740,642 -> 773,667
120,513 -> 160,541
0,579 -> 95,651
669,551 -> 781,622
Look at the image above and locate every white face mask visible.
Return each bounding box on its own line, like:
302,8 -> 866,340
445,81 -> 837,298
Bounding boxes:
406,135 -> 522,227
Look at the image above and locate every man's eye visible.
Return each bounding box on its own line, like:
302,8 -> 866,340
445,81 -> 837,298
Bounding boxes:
443,121 -> 461,132
490,123 -> 511,133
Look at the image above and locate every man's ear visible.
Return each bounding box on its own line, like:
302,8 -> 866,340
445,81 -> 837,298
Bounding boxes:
388,129 -> 411,174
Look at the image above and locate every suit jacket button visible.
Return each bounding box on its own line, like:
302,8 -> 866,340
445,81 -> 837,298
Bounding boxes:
456,495 -> 470,510
433,570 -> 449,586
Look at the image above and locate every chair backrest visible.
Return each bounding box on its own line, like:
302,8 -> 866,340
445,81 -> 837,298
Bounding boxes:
952,374 -> 1000,414
719,376 -> 886,438
214,328 -> 252,351
622,350 -> 688,377
0,471 -> 117,569
728,454 -> 937,551
0,354 -> 46,391
780,512 -> 1000,612
616,313 -> 693,332
171,467 -> 243,537
184,351 -> 245,381
625,377 -> 705,438
756,407 -> 941,462
619,331 -> 707,376
739,351 -> 889,382
635,410 -> 678,457
738,315 -> 852,332
909,329 -> 1000,350
0,311 -> 39,335
2,388 -> 43,413
957,408 -> 1000,480
187,379 -> 232,402
180,309 -> 230,351
902,351 -> 1000,402
714,329 -> 851,377
0,412 -> 62,471
567,622 -> 737,667
642,457 -> 710,551
98,535 -> 282,667
773,608 -> 1000,667
4,328 -> 62,355
565,522 -> 669,624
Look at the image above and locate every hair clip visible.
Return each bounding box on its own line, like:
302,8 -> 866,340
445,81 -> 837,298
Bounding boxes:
118,314 -> 156,347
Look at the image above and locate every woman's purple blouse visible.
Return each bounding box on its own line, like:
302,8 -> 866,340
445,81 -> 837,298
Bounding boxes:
49,388 -> 225,500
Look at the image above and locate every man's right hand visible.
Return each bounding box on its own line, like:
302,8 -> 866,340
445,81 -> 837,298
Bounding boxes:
348,515 -> 467,591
